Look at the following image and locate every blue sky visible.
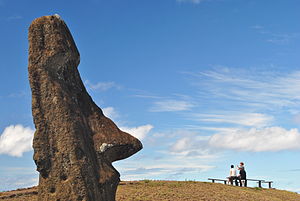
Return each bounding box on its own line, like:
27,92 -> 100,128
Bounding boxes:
0,0 -> 300,193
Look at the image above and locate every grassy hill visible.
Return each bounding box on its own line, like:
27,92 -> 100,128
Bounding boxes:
1,180 -> 299,201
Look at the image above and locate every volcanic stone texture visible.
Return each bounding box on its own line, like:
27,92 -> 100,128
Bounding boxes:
28,15 -> 142,201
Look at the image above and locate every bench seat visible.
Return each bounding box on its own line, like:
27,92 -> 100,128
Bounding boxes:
208,178 -> 273,188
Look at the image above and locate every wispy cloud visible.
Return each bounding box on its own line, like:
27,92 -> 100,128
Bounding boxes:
117,158 -> 215,180
251,25 -> 300,45
0,125 -> 34,157
266,33 -> 299,45
7,15 -> 23,21
187,68 -> 300,110
7,91 -> 26,98
150,99 -> 194,112
133,94 -> 163,99
1,167 -> 36,175
133,91 -> 195,112
251,25 -> 264,30
0,175 -> 38,191
120,164 -> 214,179
84,80 -> 121,91
177,0 -> 205,4
289,169 -> 300,172
194,112 -> 273,127
178,68 -> 300,152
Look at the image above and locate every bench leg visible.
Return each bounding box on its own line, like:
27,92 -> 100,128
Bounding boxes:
258,181 -> 262,188
268,183 -> 272,188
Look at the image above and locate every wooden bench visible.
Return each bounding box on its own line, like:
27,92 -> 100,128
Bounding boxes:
208,178 -> 273,188
208,178 -> 228,184
246,179 -> 265,188
263,181 -> 273,188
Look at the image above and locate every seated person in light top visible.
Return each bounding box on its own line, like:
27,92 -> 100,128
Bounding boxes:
228,165 -> 238,185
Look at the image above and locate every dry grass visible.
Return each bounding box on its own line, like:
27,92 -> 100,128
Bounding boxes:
0,187 -> 37,201
116,180 -> 300,201
1,180 -> 300,201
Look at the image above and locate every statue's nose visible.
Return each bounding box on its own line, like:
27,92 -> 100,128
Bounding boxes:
92,116 -> 143,163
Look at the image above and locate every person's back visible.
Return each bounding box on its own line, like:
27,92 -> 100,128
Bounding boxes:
240,168 -> 246,180
230,166 -> 236,177
228,165 -> 238,185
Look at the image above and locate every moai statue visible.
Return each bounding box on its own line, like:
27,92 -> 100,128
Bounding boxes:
28,15 -> 142,201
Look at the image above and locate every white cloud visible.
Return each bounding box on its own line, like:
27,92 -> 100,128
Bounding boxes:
152,129 -> 218,159
84,80 -> 120,91
209,127 -> 300,152
151,99 -> 194,112
120,125 -> 153,140
114,128 -> 217,181
177,0 -> 205,4
195,113 -> 273,127
0,125 -> 34,157
166,126 -> 300,154
102,107 -> 119,120
171,137 -> 190,152
101,106 -> 153,140
169,135 -> 217,159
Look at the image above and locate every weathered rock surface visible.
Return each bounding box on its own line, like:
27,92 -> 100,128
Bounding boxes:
28,15 -> 142,201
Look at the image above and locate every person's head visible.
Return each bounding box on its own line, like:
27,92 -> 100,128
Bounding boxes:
240,162 -> 244,166
231,165 -> 234,168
